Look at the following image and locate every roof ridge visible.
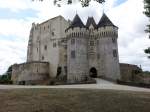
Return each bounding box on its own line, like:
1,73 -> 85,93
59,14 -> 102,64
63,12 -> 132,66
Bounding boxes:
67,14 -> 85,30
97,13 -> 116,28
86,16 -> 97,28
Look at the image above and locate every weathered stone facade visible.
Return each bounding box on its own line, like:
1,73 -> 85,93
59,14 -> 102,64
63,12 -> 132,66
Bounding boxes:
66,14 -> 120,83
12,62 -> 49,85
11,14 -> 121,84
120,63 -> 142,82
120,63 -> 150,84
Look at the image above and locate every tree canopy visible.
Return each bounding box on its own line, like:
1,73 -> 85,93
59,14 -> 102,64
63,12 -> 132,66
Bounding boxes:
143,0 -> 150,58
0,65 -> 12,84
32,0 -> 105,7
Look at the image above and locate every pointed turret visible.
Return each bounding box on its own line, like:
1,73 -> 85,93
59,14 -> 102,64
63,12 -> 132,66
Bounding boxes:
86,17 -> 97,28
97,13 -> 117,28
67,14 -> 85,29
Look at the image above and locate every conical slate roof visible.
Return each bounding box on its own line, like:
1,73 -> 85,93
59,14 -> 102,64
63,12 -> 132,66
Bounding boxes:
68,14 -> 85,29
97,13 -> 116,28
86,17 -> 97,28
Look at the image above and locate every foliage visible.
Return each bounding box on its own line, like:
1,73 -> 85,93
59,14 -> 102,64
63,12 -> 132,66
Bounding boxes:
144,0 -> 150,58
0,65 -> 12,84
32,0 -> 105,7
144,47 -> 150,58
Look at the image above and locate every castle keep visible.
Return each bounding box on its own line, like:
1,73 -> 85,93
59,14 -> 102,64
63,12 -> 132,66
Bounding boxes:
12,13 -> 120,85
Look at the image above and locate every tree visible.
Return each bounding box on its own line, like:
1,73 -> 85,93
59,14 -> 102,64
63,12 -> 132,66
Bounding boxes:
143,0 -> 150,58
32,0 -> 105,7
0,65 -> 12,84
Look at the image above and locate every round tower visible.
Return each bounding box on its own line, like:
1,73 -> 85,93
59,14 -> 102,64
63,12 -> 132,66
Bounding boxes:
96,13 -> 120,81
66,14 -> 89,83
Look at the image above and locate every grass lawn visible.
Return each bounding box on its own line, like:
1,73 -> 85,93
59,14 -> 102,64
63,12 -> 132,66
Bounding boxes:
0,88 -> 150,112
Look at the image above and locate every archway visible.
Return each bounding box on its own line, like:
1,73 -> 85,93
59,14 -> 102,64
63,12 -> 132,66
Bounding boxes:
89,67 -> 97,78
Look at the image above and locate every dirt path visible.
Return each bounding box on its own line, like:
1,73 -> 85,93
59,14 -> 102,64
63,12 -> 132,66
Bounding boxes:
0,79 -> 150,92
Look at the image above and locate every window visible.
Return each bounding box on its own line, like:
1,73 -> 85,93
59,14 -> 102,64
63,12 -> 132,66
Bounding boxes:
71,50 -> 75,58
113,50 -> 117,57
64,66 -> 67,74
52,32 -> 54,36
42,56 -> 44,60
97,53 -> 100,59
90,41 -> 94,46
53,42 -> 56,47
56,67 -> 62,77
37,48 -> 38,52
44,26 -> 45,30
112,38 -> 116,43
71,38 -> 75,45
64,54 -> 67,59
44,45 -> 47,50
97,40 -> 99,45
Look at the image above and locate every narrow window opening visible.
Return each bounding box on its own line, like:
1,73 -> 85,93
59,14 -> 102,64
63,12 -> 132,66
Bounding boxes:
113,50 -> 117,57
71,38 -> 75,45
90,40 -> 94,46
71,50 -> 75,58
52,32 -> 54,36
53,42 -> 56,47
112,38 -> 116,43
44,45 -> 47,50
42,56 -> 44,60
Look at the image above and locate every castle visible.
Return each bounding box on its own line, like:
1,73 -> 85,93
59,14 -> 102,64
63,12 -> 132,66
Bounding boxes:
11,13 -> 120,85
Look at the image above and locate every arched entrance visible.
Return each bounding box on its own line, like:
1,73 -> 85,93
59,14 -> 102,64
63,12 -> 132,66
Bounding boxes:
89,67 -> 97,78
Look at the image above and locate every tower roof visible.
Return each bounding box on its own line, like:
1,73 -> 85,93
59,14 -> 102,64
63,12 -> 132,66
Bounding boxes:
97,13 -> 116,28
86,17 -> 97,28
67,14 -> 85,29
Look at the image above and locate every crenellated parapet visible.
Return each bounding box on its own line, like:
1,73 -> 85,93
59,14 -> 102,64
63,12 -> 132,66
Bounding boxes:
66,27 -> 88,39
96,26 -> 118,38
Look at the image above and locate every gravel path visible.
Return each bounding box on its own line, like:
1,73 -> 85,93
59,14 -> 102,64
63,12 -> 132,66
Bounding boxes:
0,79 -> 149,92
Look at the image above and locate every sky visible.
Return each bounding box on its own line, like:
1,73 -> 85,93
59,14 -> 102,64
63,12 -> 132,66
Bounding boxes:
0,0 -> 149,74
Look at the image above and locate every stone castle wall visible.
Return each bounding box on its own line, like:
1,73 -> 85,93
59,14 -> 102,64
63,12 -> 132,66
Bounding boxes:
11,62 -> 49,85
66,25 -> 120,83
12,14 -> 121,85
27,16 -> 69,78
67,28 -> 89,83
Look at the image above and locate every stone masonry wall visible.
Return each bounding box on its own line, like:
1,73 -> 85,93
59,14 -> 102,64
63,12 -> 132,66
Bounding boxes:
11,62 -> 49,85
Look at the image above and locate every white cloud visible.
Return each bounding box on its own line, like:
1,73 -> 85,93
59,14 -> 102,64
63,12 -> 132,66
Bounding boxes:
0,19 -> 31,40
0,0 -> 31,12
107,0 -> 150,70
0,39 -> 27,74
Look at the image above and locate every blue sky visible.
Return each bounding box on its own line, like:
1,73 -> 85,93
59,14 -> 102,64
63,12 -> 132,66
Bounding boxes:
0,8 -> 38,20
114,0 -> 127,6
0,0 -> 149,74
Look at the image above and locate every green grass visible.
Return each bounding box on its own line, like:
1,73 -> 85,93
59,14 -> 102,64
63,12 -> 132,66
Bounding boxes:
0,88 -> 150,112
